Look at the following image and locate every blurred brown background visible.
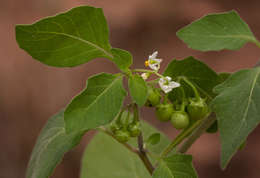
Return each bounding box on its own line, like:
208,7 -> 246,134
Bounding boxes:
1,0 -> 260,178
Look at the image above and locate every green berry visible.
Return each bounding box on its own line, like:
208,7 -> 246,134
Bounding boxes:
187,97 -> 209,120
128,122 -> 141,137
171,111 -> 190,130
155,104 -> 174,122
145,87 -> 161,107
114,130 -> 130,143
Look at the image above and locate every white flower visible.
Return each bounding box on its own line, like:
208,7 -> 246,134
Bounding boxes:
159,76 -> 180,93
145,51 -> 162,71
141,73 -> 150,80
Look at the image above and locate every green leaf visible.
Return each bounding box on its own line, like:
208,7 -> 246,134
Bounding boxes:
111,48 -> 133,72
212,67 -> 260,169
146,133 -> 161,145
219,72 -> 231,83
164,57 -> 221,99
128,74 -> 148,106
255,60 -> 260,67
16,6 -> 113,67
177,10 -> 258,51
26,110 -> 83,178
65,73 -> 126,133
152,154 -> 198,178
80,121 -> 170,178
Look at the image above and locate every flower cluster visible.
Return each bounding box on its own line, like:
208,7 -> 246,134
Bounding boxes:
142,51 -> 180,93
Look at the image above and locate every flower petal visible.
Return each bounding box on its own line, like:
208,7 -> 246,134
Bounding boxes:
169,81 -> 180,88
159,77 -> 180,93
149,51 -> 158,59
149,63 -> 160,71
165,76 -> 172,81
153,58 -> 162,63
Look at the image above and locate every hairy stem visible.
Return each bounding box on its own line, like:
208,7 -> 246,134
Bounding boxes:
138,133 -> 155,175
134,103 -> 154,175
178,113 -> 216,153
180,77 -> 200,100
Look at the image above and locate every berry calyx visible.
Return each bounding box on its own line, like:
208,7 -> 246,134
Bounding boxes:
171,111 -> 190,130
114,130 -> 130,143
155,103 -> 174,121
187,97 -> 209,120
109,122 -> 121,134
128,121 -> 141,137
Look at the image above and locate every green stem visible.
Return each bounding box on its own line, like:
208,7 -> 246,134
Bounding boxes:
163,93 -> 169,104
133,103 -> 140,122
133,69 -> 165,79
181,77 -> 200,100
123,109 -> 130,130
147,78 -> 160,84
115,108 -> 124,125
160,119 -> 203,158
180,87 -> 186,111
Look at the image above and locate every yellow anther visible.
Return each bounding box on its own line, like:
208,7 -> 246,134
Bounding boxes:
145,60 -> 149,67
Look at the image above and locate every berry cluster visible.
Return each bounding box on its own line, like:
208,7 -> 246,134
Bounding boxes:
109,107 -> 141,143
146,84 -> 209,130
110,51 -> 211,143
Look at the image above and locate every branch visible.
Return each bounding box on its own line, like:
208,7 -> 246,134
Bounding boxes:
178,113 -> 216,153
137,133 -> 154,175
98,127 -> 138,154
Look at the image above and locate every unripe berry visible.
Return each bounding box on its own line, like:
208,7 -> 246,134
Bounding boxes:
171,111 -> 190,130
114,130 -> 130,143
155,104 -> 174,122
187,98 -> 209,120
128,122 -> 141,137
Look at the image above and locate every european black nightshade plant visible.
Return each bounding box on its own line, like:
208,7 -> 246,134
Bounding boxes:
16,6 -> 260,178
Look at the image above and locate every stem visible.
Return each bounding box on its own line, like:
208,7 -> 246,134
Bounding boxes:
252,39 -> 260,48
181,77 -> 200,100
160,119 -> 202,158
138,133 -> 155,175
178,113 -> 216,153
123,109 -> 130,130
133,103 -> 139,122
115,108 -> 124,125
147,78 -> 160,84
133,104 -> 154,175
133,69 -> 165,79
98,127 -> 138,154
180,87 -> 186,111
163,93 -> 169,104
